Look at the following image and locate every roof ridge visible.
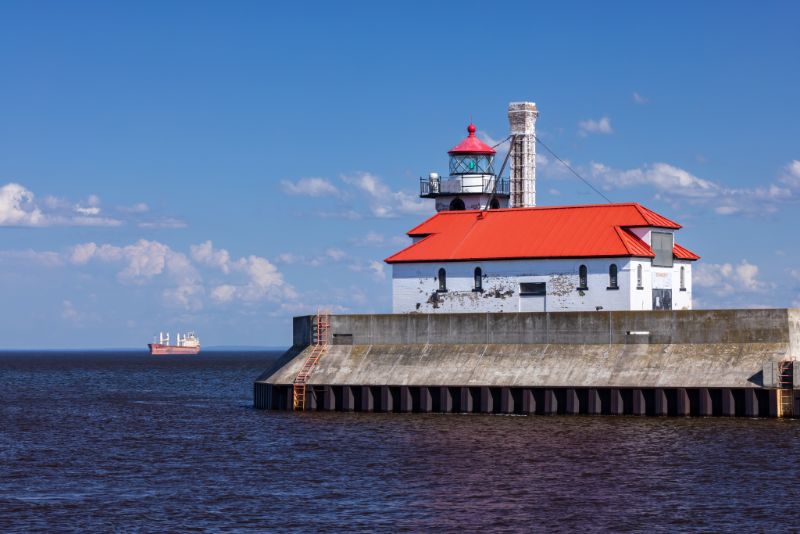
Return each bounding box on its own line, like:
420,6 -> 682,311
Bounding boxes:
632,203 -> 682,229
431,202 -> 644,216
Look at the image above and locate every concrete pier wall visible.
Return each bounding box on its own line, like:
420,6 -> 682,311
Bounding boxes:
256,309 -> 800,415
296,309 -> 796,347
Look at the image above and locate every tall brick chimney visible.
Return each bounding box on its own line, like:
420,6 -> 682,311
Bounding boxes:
508,102 -> 539,208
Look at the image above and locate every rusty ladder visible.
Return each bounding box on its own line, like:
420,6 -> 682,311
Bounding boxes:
776,360 -> 794,418
292,309 -> 330,411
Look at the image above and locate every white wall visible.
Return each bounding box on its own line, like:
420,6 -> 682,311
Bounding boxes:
628,259 -> 653,310
392,258 -> 636,313
673,261 -> 692,310
392,257 -> 695,313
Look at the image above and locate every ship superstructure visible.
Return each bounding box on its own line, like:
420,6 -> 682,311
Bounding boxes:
148,331 -> 201,355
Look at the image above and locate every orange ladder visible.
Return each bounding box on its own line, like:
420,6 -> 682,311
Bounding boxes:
292,309 -> 330,410
777,360 -> 794,417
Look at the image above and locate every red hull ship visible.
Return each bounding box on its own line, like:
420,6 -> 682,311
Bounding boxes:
148,332 -> 200,355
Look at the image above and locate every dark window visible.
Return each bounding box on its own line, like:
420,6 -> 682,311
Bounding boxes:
449,198 -> 465,211
520,282 -> 546,296
608,264 -> 618,289
489,198 -> 500,209
680,266 -> 686,291
473,267 -> 482,291
438,268 -> 447,292
637,264 -> 643,289
652,231 -> 674,267
578,265 -> 588,290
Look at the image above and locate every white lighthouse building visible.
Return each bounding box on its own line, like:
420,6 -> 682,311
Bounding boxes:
386,102 -> 699,314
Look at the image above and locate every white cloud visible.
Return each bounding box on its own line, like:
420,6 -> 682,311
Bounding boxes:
0,249 -> 64,266
74,206 -> 101,216
780,160 -> 800,189
578,116 -> 613,136
591,162 -> 718,199
369,261 -> 386,281
361,231 -> 385,245
790,269 -> 800,281
276,252 -> 301,264
70,243 -> 97,265
0,183 -> 44,226
138,218 -> 187,229
632,92 -> 649,104
318,209 -> 362,220
74,194 -> 102,216
233,255 -> 295,302
210,284 -> 237,302
70,239 -> 204,309
341,172 -> 428,218
280,177 -> 339,197
694,260 -> 767,295
0,183 -> 126,227
325,248 -> 347,262
349,231 -> 407,247
188,241 -> 294,303
269,247 -> 347,267
589,160 -> 800,215
60,300 -> 101,327
191,240 -> 232,273
118,202 -> 149,213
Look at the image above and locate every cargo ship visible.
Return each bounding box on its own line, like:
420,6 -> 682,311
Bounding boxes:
148,331 -> 201,355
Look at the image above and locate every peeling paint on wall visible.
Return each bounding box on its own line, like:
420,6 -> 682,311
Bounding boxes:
392,258 -> 693,314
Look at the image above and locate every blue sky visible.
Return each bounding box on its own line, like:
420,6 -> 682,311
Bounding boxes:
1,1 -> 799,348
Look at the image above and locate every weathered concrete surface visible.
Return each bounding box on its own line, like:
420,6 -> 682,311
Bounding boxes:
790,309 -> 800,356
259,309 -> 799,390
261,342 -> 789,389
295,309 -> 796,347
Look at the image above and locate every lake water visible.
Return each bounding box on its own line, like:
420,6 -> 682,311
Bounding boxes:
2,350 -> 800,531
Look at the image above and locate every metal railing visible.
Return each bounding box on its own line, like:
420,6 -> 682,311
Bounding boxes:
420,176 -> 509,197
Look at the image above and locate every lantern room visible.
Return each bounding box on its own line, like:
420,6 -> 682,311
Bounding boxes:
420,123 -> 510,212
448,124 -> 495,175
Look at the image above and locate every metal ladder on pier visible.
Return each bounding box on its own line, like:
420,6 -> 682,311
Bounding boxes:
777,361 -> 794,418
292,309 -> 330,411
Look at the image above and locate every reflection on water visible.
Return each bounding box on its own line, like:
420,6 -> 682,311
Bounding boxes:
1,351 -> 799,531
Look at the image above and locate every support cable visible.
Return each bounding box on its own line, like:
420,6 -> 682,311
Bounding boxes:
533,135 -> 613,203
486,132 -> 613,207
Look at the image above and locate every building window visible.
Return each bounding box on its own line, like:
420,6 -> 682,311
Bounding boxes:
473,267 -> 483,292
680,266 -> 686,291
437,268 -> 447,292
637,264 -> 643,289
578,265 -> 588,290
520,282 -> 546,296
652,231 -> 674,267
608,264 -> 619,290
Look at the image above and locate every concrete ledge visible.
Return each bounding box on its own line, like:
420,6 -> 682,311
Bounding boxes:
299,309 -> 800,347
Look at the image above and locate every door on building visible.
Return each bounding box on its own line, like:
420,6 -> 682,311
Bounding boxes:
519,282 -> 546,312
652,289 -> 672,310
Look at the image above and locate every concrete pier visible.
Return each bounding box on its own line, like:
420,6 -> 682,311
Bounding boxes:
255,309 -> 800,417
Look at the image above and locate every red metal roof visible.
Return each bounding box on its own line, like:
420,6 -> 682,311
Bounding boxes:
673,243 -> 700,260
448,124 -> 496,155
385,203 -> 699,263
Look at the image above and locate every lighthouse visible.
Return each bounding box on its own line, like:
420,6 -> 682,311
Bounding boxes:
419,123 -> 510,212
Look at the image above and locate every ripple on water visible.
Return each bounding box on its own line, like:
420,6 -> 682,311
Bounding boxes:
2,351 -> 800,531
